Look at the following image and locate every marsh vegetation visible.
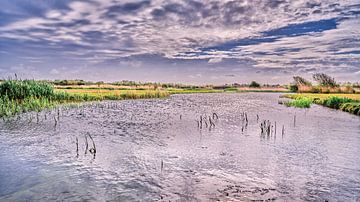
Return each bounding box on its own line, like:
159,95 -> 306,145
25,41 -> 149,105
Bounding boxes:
0,79 -> 168,118
284,93 -> 360,115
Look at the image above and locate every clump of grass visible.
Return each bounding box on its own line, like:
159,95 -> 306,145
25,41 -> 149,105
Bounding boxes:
0,79 -> 54,100
0,80 -> 59,117
321,96 -> 352,108
285,97 -> 312,108
339,102 -> 360,115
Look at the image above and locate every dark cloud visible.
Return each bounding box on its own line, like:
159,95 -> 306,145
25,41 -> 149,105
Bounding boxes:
306,2 -> 322,8
105,1 -> 150,17
266,0 -> 287,8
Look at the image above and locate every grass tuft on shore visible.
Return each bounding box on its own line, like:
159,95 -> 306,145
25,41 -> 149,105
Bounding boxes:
285,97 -> 312,108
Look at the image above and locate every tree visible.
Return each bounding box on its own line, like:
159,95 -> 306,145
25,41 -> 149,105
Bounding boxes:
249,81 -> 261,88
96,81 -> 104,87
312,73 -> 337,87
293,76 -> 311,86
289,84 -> 298,92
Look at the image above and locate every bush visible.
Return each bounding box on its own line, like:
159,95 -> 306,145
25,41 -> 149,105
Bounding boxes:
249,81 -> 261,88
289,84 -> 298,92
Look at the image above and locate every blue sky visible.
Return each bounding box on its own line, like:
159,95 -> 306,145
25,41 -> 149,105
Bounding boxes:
0,0 -> 359,84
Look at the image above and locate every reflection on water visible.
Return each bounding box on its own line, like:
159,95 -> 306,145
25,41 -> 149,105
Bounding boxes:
0,93 -> 359,201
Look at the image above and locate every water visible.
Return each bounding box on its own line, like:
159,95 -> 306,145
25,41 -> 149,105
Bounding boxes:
0,93 -> 359,201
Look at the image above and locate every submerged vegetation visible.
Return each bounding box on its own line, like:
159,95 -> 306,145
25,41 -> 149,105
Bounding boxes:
284,94 -> 360,115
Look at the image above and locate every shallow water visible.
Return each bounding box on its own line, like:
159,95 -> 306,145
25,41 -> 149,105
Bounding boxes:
0,93 -> 359,201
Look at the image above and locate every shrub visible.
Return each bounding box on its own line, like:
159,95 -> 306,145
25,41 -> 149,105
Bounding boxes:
313,73 -> 337,87
249,81 -> 261,88
289,84 -> 298,92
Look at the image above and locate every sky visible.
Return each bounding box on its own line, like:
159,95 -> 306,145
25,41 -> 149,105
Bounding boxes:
0,0 -> 359,84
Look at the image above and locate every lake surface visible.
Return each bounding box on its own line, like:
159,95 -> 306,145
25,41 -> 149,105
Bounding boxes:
0,93 -> 359,201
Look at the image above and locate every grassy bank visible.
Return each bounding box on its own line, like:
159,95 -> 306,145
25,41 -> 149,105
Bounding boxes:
284,94 -> 360,115
0,80 -> 59,117
2,79 -> 358,118
0,80 -> 169,118
56,89 -> 169,100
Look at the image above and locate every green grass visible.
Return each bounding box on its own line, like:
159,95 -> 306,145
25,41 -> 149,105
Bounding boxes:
285,97 -> 312,108
284,94 -> 360,115
0,79 -> 54,100
0,80 -> 169,118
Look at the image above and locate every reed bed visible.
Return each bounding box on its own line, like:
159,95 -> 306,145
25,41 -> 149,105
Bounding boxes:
0,79 -> 169,118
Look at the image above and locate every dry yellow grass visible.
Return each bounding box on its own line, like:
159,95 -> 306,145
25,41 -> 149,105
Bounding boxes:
56,88 -> 168,98
297,85 -> 356,93
55,84 -> 156,90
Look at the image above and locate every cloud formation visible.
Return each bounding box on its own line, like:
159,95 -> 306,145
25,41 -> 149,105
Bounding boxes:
0,0 -> 359,83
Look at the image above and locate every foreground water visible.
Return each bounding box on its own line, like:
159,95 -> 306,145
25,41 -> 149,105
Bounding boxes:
0,93 -> 359,201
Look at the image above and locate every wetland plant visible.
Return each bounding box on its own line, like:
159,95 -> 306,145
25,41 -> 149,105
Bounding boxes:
285,98 -> 312,108
53,116 -> 58,128
76,137 -> 79,157
212,112 -> 219,120
87,133 -> 97,155
84,134 -> 89,154
260,120 -> 274,138
161,160 -> 164,172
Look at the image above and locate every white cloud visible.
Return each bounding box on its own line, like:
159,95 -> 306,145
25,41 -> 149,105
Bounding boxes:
208,57 -> 223,63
